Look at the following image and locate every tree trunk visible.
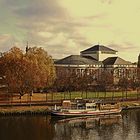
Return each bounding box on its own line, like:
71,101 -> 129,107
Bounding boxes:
122,90 -> 124,101
104,89 -> 106,100
29,94 -> 31,107
11,92 -> 13,107
27,93 -> 28,104
69,91 -> 71,100
46,93 -> 47,101
95,91 -> 96,98
19,95 -> 22,104
125,89 -> 127,99
81,91 -> 83,98
97,91 -> 99,99
137,89 -> 139,100
112,91 -> 114,100
64,92 -> 65,100
51,92 -> 53,102
86,90 -> 88,99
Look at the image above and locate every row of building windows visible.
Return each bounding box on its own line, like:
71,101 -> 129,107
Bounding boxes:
56,64 -> 137,68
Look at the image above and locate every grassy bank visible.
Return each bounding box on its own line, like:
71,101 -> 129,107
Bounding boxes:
0,100 -> 140,116
10,91 -> 140,102
0,106 -> 50,116
0,101 -> 140,116
0,91 -> 139,116
121,101 -> 140,109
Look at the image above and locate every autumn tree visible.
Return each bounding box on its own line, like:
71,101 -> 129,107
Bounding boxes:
78,69 -> 94,98
118,77 -> 129,100
129,78 -> 140,99
0,47 -> 56,98
97,69 -> 114,99
138,54 -> 140,68
25,47 -> 55,92
0,47 -> 26,96
53,67 -> 69,100
135,67 -> 140,97
54,68 -> 78,99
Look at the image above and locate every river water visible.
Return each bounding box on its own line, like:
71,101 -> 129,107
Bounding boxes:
0,109 -> 140,140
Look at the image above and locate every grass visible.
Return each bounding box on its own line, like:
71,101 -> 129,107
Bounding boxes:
50,91 -> 139,100
10,91 -> 140,102
0,91 -> 140,114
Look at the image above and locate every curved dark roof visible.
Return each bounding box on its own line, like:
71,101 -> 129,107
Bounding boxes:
55,55 -> 102,65
81,45 -> 117,54
103,57 -> 132,65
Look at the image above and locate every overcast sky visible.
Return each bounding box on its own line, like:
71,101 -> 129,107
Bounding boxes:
0,0 -> 140,62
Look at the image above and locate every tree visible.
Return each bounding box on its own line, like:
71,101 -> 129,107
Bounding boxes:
138,54 -> 140,68
118,77 -> 129,100
0,47 -> 56,98
54,68 -> 78,99
130,78 -> 140,99
78,69 -> 93,98
97,69 -> 114,99
25,47 -> 55,92
0,47 -> 26,97
136,68 -> 140,99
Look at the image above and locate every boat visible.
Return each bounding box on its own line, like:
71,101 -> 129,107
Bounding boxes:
51,99 -> 122,117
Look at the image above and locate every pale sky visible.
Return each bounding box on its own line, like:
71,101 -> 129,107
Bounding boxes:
0,0 -> 140,62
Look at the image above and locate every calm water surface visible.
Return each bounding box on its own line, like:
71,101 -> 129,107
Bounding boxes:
0,109 -> 140,140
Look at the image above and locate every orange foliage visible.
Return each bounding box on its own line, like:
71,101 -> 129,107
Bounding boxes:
0,47 -> 56,95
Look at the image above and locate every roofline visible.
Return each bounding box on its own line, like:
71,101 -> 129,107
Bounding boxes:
80,45 -> 118,53
81,50 -> 118,54
55,64 -> 103,68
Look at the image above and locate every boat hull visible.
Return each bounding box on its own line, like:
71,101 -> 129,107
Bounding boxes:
51,109 -> 122,117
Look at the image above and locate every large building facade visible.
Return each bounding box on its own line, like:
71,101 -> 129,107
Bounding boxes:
55,45 -> 137,84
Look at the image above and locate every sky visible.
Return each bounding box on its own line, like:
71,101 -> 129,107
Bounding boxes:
0,0 -> 140,62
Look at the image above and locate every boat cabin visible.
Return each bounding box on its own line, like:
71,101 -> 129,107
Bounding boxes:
62,99 -> 120,111
96,100 -> 120,110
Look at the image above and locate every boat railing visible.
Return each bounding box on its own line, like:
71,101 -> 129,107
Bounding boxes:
61,105 -> 98,110
62,106 -> 86,110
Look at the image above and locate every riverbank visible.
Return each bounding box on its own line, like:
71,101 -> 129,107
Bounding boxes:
0,100 -> 140,116
121,101 -> 140,110
0,106 -> 51,116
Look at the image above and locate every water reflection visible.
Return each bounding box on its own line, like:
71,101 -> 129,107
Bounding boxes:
0,115 -> 54,140
0,110 -> 140,140
51,115 -> 122,140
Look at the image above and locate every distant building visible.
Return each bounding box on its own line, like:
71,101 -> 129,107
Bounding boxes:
103,56 -> 137,83
55,45 -> 137,83
55,44 -> 137,84
80,45 -> 118,61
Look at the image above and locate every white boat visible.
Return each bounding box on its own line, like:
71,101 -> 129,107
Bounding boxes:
51,99 -> 122,117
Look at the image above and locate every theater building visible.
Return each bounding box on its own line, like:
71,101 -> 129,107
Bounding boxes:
55,44 -> 137,84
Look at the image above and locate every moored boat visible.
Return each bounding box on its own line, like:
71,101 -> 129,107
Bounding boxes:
51,99 -> 122,117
